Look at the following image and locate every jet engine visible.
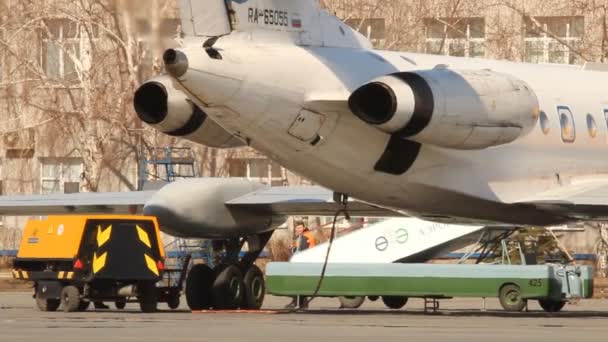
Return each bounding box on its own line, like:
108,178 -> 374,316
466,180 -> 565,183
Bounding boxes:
348,68 -> 539,149
143,178 -> 283,239
134,75 -> 244,148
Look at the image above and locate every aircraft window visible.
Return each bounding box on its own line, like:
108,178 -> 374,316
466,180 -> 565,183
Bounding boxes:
604,109 -> 608,129
539,111 -> 550,134
558,106 -> 575,143
587,114 -> 598,138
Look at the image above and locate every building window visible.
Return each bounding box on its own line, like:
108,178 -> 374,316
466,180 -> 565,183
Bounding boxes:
40,19 -> 93,81
524,16 -> 584,65
40,158 -> 83,194
558,106 -> 575,143
425,17 -> 485,58
344,18 -> 386,46
228,158 -> 285,186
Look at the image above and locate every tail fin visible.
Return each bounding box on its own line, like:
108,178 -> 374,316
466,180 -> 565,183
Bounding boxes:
179,0 -> 371,48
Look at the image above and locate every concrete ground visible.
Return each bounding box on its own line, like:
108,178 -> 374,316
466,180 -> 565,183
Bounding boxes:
1,292 -> 607,342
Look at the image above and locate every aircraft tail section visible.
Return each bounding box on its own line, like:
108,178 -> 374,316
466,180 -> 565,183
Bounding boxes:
178,0 -> 371,48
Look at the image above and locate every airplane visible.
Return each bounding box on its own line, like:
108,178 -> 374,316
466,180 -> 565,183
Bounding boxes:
1,0 -> 608,311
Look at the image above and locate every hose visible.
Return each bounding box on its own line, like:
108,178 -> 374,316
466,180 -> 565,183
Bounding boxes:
304,199 -> 350,307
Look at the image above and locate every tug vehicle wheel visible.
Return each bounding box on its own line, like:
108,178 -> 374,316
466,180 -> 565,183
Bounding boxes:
138,282 -> 158,313
167,295 -> 181,310
115,299 -> 127,310
185,264 -> 214,310
242,265 -> 265,310
212,264 -> 244,310
36,297 -> 60,312
538,299 -> 566,313
339,296 -> 365,309
61,286 -> 81,312
382,296 -> 408,310
78,300 -> 90,312
499,284 -> 526,312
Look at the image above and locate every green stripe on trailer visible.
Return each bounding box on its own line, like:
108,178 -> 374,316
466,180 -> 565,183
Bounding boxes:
265,262 -> 594,300
266,263 -> 554,279
267,275 -> 549,298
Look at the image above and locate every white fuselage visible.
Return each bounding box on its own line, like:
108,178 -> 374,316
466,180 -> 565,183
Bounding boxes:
174,34 -> 608,226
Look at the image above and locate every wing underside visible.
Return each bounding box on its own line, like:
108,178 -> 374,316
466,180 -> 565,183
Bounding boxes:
0,191 -> 155,216
517,180 -> 608,221
226,185 -> 401,217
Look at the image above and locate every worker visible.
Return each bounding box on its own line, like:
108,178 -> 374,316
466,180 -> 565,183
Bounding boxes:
285,220 -> 316,309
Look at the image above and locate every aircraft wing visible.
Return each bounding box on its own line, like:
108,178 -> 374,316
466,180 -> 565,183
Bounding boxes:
225,185 -> 402,217
0,191 -> 156,216
517,179 -> 608,220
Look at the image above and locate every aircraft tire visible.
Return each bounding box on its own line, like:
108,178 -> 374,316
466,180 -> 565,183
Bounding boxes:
242,265 -> 265,310
61,286 -> 81,312
185,264 -> 214,310
499,284 -> 526,312
339,296 -> 365,309
36,296 -> 60,312
538,299 -> 566,313
138,281 -> 158,313
382,296 -> 408,310
212,264 -> 244,310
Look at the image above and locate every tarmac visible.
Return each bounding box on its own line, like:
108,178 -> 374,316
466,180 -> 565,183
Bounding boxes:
1,292 -> 608,342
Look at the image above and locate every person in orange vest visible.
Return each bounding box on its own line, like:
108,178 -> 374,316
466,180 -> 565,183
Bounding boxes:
292,220 -> 317,253
285,220 -> 316,309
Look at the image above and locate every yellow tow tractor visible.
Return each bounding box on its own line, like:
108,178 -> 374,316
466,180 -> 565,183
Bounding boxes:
12,215 -> 170,313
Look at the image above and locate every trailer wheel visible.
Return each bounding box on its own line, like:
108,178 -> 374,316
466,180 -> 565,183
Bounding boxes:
167,295 -> 180,310
35,297 -> 60,312
499,284 -> 526,312
115,299 -> 127,310
538,299 -> 566,313
242,265 -> 265,310
185,264 -> 214,310
339,296 -> 365,309
367,296 -> 379,302
212,264 -> 244,310
382,296 -> 408,310
78,300 -> 90,312
61,286 -> 81,313
138,282 -> 158,313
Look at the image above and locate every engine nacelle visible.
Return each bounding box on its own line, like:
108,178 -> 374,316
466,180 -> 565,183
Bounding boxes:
348,68 -> 540,149
143,178 -> 282,239
134,75 -> 244,148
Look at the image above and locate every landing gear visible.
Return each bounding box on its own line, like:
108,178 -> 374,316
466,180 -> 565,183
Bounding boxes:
185,264 -> 214,310
184,231 -> 273,311
242,265 -> 265,310
212,265 -> 244,310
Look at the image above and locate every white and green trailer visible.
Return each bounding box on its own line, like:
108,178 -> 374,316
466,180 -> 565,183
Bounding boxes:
266,262 -> 594,312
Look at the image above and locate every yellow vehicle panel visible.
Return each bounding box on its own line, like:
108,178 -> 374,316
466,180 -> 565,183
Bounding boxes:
17,215 -> 164,260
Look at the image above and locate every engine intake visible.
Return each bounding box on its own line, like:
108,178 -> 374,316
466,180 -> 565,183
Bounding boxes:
134,82 -> 169,125
349,68 -> 539,149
